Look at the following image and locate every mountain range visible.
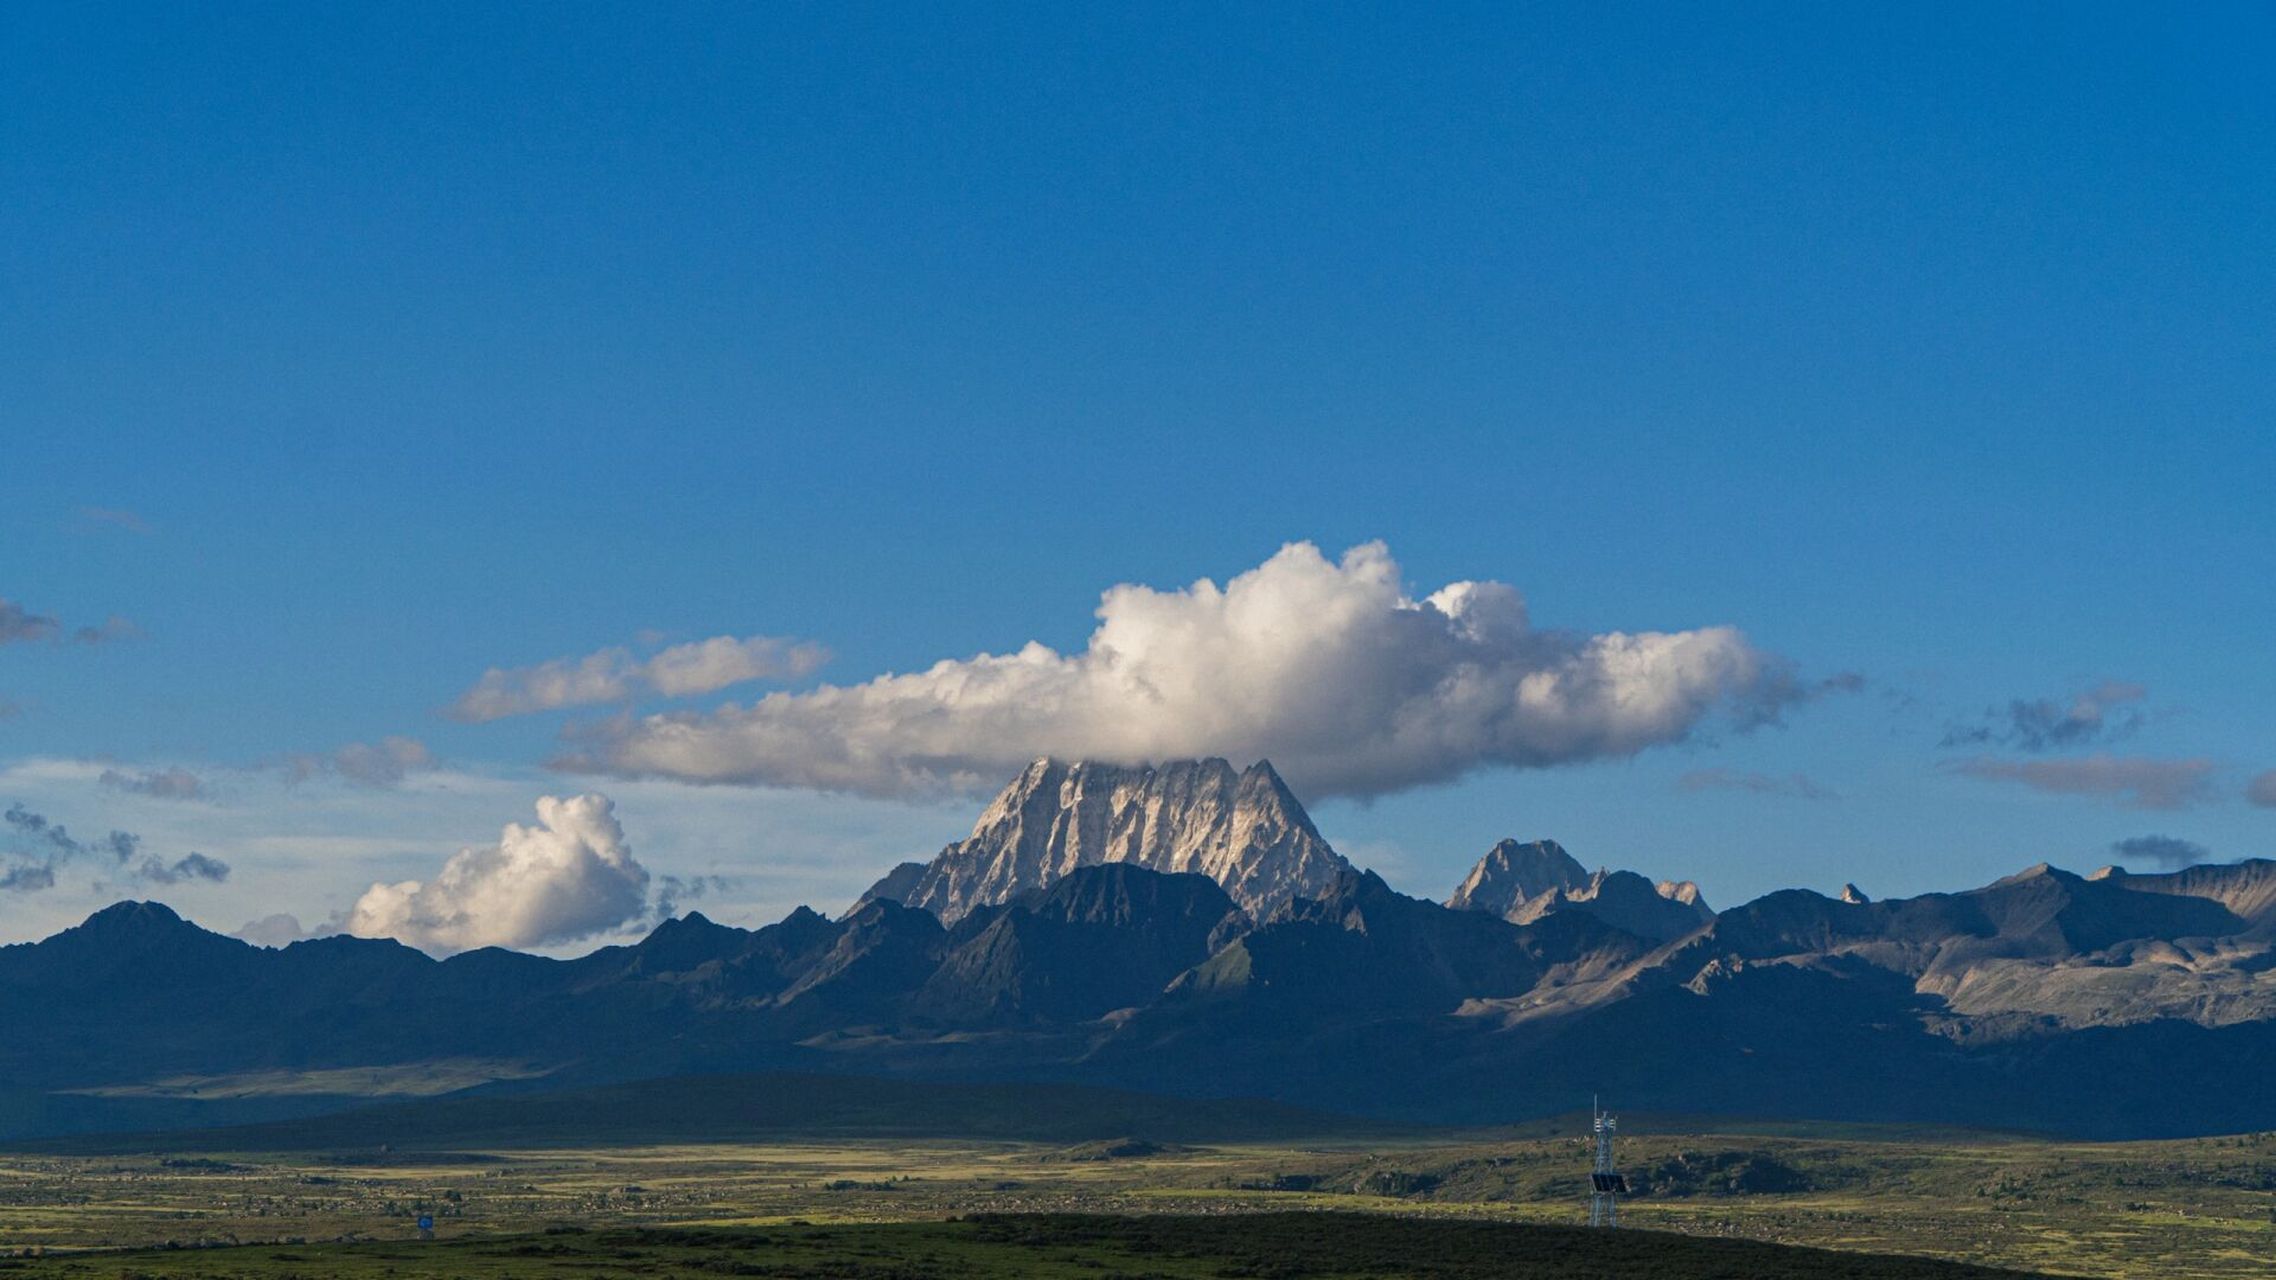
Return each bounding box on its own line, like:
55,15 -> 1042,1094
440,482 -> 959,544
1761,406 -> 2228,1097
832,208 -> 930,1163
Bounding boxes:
5,756 -> 2274,1143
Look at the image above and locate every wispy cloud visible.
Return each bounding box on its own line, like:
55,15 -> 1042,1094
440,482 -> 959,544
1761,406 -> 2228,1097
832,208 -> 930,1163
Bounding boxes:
652,872 -> 735,921
562,541 -> 1839,801
0,864 -> 56,892
135,850 -> 230,884
233,913 -> 330,947
448,634 -> 829,722
0,598 -> 137,647
99,766 -> 206,801
2247,770 -> 2276,808
69,616 -> 140,645
0,600 -> 60,646
1949,754 -> 2214,810
1941,681 -> 2147,753
2110,834 -> 2214,870
280,737 -> 436,788
1,803 -> 224,892
75,506 -> 152,535
1677,768 -> 1836,800
4,802 -> 134,865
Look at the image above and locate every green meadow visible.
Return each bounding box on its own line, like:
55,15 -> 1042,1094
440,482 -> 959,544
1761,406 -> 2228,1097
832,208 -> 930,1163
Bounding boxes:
4,1119 -> 2272,1277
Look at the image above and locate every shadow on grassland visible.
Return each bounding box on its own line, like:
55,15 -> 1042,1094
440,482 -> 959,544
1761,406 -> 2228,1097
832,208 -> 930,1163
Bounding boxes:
6,1072 -> 1401,1155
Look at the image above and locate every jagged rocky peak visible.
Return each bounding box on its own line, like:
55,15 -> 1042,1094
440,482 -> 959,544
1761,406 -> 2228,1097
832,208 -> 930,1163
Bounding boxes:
1446,838 -> 1714,943
1992,861 -> 2064,888
1446,839 -> 1589,915
1840,883 -> 1871,905
859,757 -> 1354,924
1658,878 -> 1709,907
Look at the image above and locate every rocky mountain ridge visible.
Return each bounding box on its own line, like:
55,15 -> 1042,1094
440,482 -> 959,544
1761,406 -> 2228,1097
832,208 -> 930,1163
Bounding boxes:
1444,838 -> 1714,942
859,757 -> 1354,922
7,757 -> 2276,1143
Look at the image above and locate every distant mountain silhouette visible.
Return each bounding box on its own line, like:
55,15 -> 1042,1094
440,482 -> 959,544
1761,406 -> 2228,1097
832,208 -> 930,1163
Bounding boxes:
7,759 -> 2276,1143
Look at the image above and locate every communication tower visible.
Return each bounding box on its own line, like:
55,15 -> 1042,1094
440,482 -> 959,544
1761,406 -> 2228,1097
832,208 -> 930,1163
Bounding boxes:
1587,1097 -> 1626,1227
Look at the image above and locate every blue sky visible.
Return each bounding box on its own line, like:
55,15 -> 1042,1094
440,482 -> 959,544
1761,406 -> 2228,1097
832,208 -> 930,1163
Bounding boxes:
3,4 -> 2272,949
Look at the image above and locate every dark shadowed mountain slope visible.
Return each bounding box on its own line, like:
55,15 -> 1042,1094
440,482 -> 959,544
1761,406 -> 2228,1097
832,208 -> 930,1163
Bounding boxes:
2088,858 -> 2276,932
10,854 -> 2276,1142
1168,868 -> 1649,1015
3,900 -> 258,991
916,864 -> 1239,1024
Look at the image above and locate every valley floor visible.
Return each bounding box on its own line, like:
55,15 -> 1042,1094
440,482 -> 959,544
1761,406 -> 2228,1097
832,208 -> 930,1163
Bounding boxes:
1,1128 -> 2270,1278
0,1213 -> 2049,1280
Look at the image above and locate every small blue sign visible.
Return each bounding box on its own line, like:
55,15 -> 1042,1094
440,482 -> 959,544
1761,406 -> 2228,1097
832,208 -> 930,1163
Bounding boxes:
417,1215 -> 434,1231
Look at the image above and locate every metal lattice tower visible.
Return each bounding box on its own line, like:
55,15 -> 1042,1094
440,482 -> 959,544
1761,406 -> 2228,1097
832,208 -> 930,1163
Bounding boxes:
1587,1097 -> 1626,1227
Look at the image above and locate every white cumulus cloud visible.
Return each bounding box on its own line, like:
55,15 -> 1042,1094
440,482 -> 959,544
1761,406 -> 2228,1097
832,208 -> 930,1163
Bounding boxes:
561,541 -> 1825,801
449,634 -> 829,722
344,794 -> 651,954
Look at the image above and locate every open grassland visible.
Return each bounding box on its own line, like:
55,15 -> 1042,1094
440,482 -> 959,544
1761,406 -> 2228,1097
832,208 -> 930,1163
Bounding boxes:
0,1212 -> 2051,1279
1,1127 -> 2271,1277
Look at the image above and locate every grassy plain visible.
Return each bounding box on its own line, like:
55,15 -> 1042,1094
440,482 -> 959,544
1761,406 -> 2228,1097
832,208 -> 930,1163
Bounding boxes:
0,1213 -> 2055,1280
2,1123 -> 2272,1277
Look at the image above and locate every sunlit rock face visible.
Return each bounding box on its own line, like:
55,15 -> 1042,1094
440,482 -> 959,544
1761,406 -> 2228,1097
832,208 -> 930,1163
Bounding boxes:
1446,837 -> 1714,942
859,757 -> 1352,924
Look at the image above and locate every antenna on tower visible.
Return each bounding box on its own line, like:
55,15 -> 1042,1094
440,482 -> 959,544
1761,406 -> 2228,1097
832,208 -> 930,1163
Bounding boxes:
1588,1096 -> 1627,1227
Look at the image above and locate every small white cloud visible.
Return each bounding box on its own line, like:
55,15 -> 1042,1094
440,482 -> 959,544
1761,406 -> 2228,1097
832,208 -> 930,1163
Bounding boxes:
344,794 -> 651,955
562,541 -> 1819,801
448,634 -> 828,722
